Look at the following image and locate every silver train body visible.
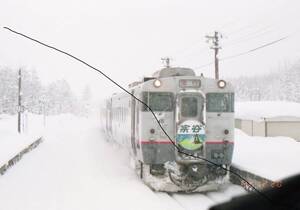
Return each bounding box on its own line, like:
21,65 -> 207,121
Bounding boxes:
100,67 -> 234,192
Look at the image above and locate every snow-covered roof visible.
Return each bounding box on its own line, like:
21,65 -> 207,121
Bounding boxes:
152,67 -> 195,78
235,101 -> 300,121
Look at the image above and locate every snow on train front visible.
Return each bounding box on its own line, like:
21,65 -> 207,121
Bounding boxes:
101,67 -> 234,192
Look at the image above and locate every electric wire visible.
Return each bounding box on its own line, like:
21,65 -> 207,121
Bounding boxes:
222,25 -> 274,47
221,36 -> 289,61
194,35 -> 290,70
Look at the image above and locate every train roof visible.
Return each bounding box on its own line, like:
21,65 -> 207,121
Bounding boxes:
152,67 -> 195,78
128,67 -> 234,91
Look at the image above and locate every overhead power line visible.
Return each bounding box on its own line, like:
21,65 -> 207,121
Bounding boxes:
222,25 -> 274,47
221,35 -> 289,61
194,35 -> 289,70
176,25 -> 282,68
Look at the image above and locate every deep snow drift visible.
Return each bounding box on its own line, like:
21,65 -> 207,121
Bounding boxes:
232,129 -> 300,181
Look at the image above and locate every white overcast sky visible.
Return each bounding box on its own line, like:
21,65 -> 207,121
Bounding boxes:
1,0 -> 300,99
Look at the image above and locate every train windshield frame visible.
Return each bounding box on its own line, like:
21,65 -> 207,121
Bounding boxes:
206,92 -> 234,112
141,92 -> 174,112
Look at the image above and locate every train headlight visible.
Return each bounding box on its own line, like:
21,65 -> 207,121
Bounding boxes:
217,80 -> 226,88
153,79 -> 162,88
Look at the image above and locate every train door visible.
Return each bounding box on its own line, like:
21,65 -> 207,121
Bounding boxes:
131,91 -> 137,156
135,97 -> 140,150
175,93 -> 206,152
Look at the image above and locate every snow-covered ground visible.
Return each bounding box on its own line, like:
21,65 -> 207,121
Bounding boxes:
233,129 -> 300,181
0,113 -> 45,136
0,114 -> 44,167
0,115 -> 167,210
0,114 -> 245,210
235,101 -> 300,120
1,109 -> 300,209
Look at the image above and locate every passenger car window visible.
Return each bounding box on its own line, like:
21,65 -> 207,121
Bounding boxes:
142,92 -> 174,112
206,93 -> 234,112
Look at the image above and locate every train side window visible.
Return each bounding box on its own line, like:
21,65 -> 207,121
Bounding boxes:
141,92 -> 174,112
206,92 -> 234,112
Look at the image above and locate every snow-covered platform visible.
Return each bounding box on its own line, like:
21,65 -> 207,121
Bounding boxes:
0,133 -> 42,169
0,114 -> 44,173
232,129 -> 300,182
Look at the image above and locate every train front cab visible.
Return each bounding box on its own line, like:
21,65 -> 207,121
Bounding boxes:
176,92 -> 235,162
174,90 -> 206,163
136,78 -> 234,162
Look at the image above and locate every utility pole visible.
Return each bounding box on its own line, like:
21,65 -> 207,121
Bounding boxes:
161,57 -> 171,68
17,68 -> 22,133
206,31 -> 222,79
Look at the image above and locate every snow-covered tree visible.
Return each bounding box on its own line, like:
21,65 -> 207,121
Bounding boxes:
80,85 -> 92,116
0,67 -> 83,115
0,68 -> 18,114
45,79 -> 76,115
22,69 -> 43,114
229,60 -> 300,102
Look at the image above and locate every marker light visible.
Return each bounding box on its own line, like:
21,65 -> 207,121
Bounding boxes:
153,79 -> 162,88
218,80 -> 226,88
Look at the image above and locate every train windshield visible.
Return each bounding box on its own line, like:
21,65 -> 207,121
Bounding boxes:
181,96 -> 198,117
177,93 -> 204,122
142,92 -> 174,112
206,93 -> 234,112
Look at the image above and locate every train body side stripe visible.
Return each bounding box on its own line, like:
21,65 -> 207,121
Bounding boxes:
205,141 -> 234,144
140,140 -> 234,145
140,140 -> 173,145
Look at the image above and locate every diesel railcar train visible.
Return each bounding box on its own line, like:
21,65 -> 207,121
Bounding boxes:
100,67 -> 234,192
